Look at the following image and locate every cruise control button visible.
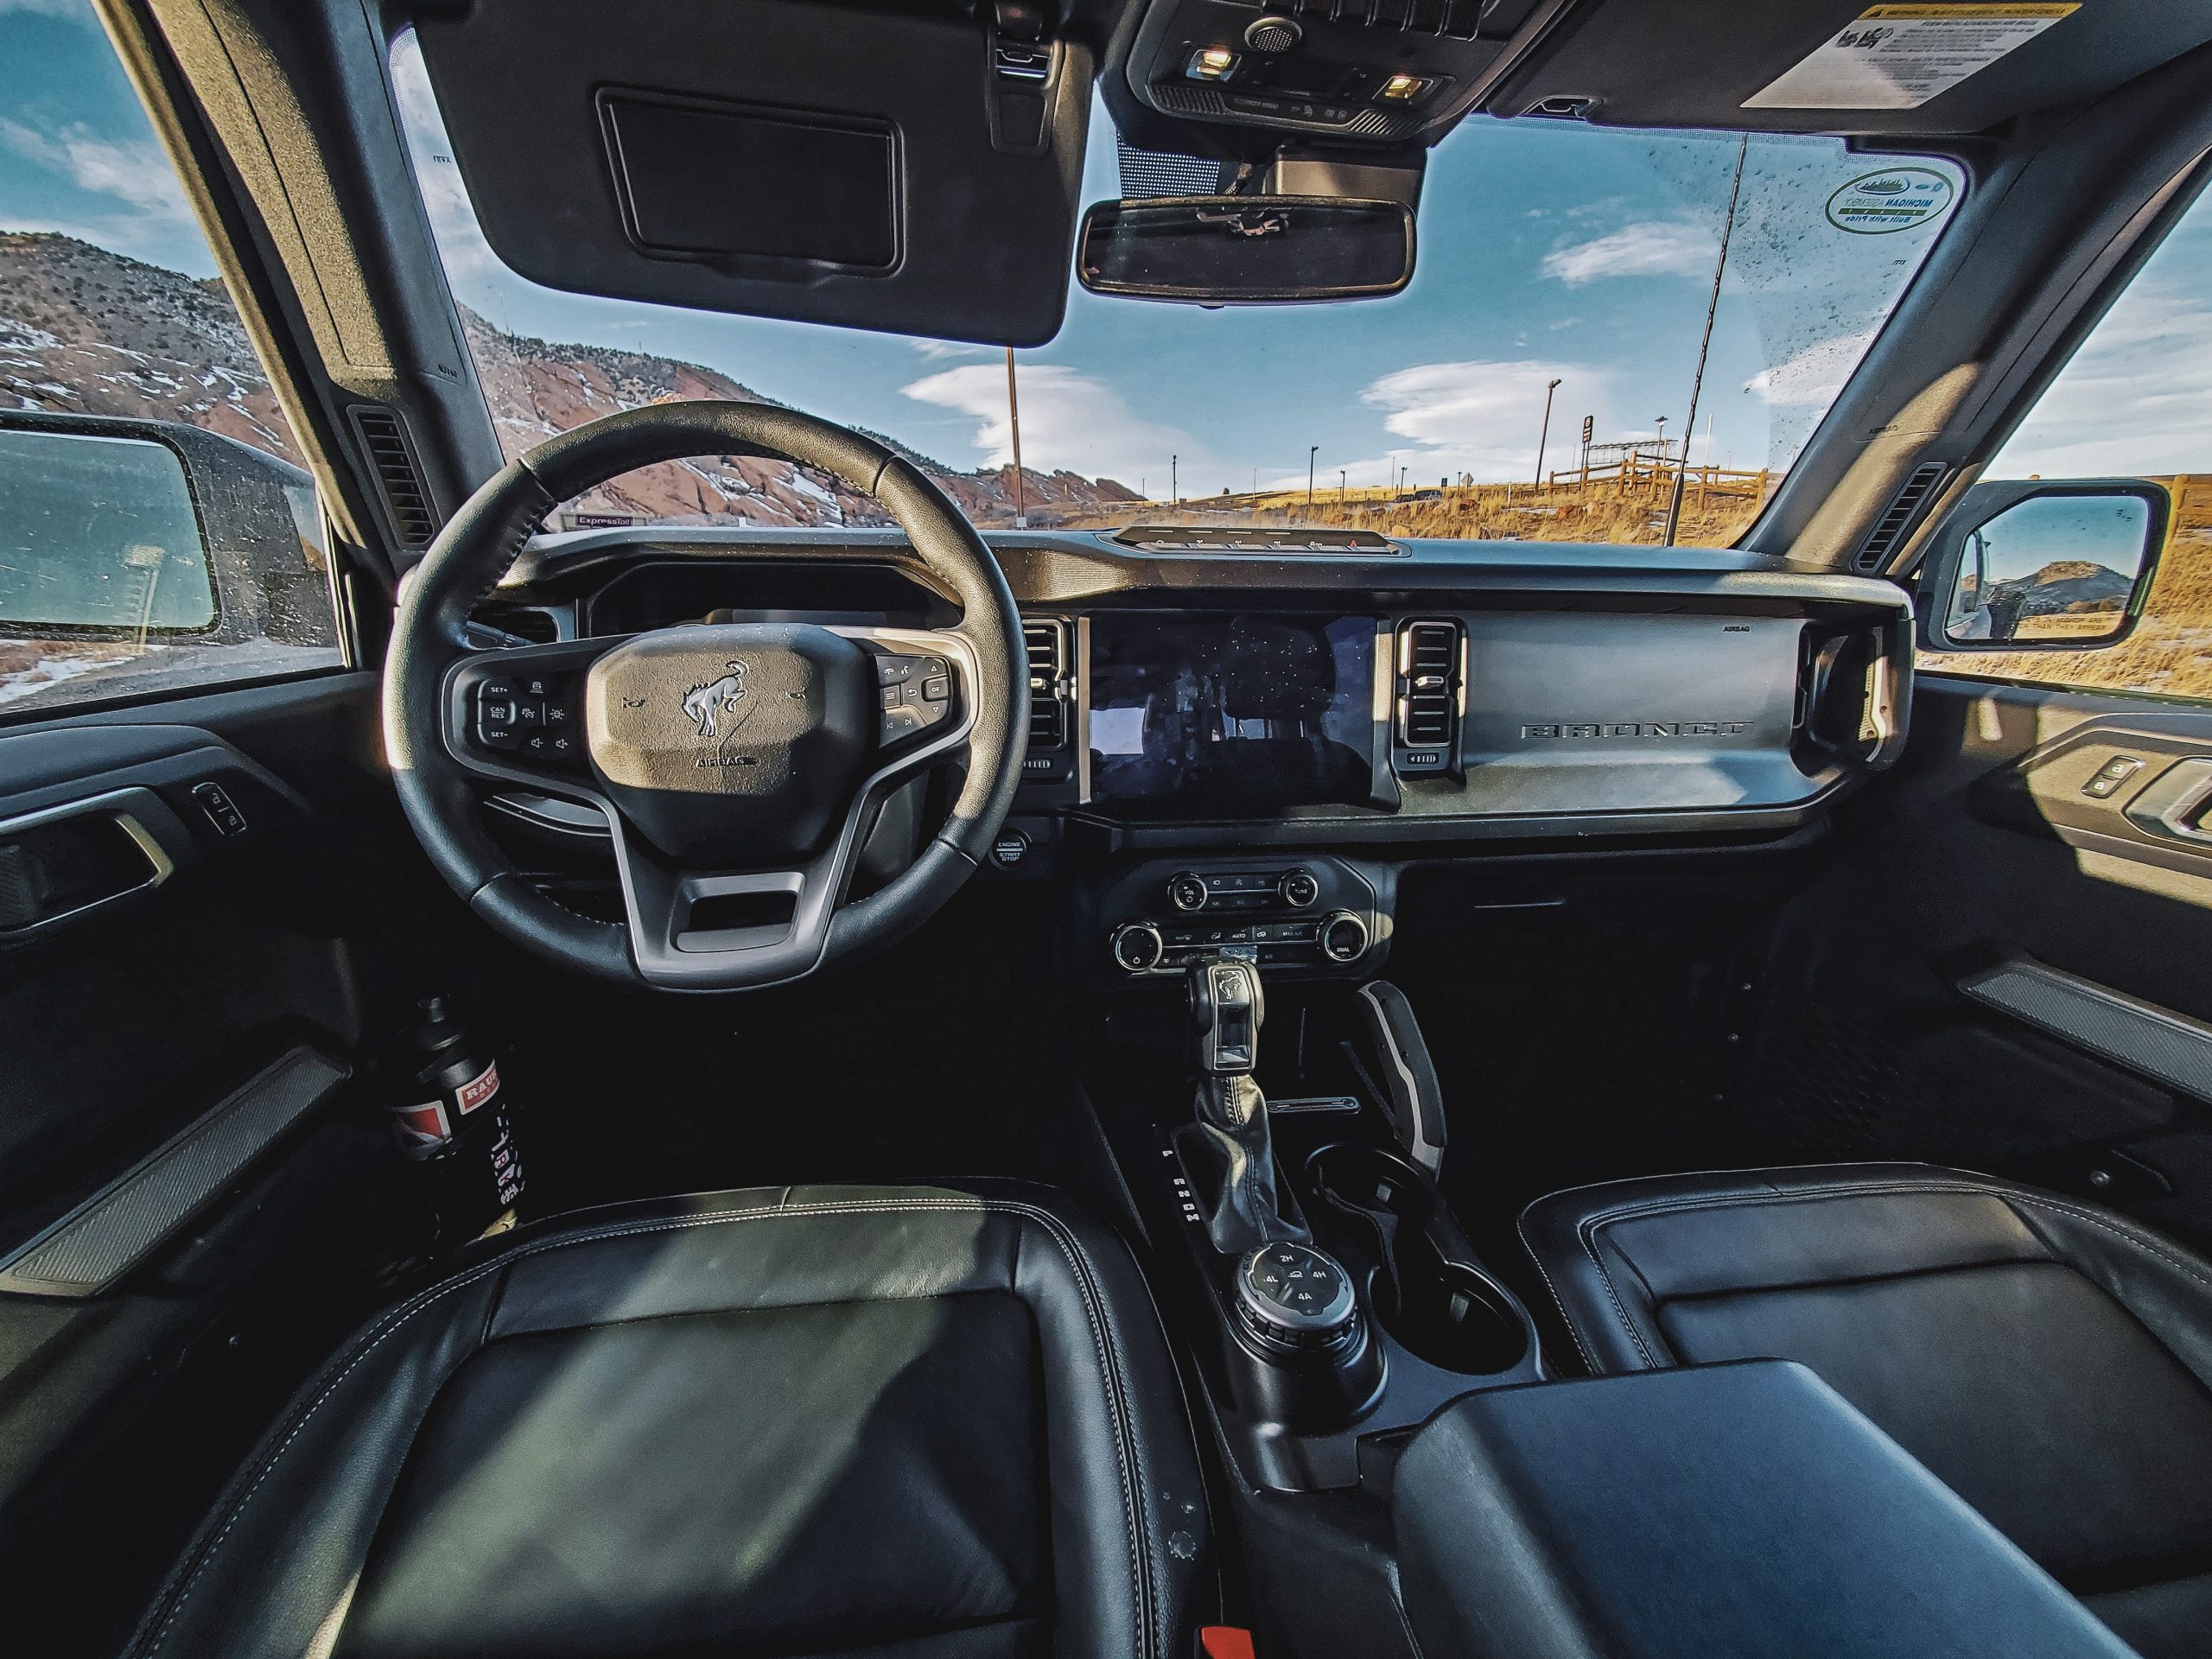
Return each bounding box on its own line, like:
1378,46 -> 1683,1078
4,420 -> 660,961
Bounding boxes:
513,700 -> 545,728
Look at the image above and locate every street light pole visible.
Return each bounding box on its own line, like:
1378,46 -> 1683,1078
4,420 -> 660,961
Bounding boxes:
1535,376 -> 1561,492
1171,454 -> 1178,505
1306,444 -> 1318,511
1338,468 -> 1346,503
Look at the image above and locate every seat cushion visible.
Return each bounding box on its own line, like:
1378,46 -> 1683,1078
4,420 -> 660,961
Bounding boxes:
1522,1164 -> 2212,1658
124,1183 -> 1210,1659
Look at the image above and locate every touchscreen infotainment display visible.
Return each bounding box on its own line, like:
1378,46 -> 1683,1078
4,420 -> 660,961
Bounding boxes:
1087,613 -> 1375,811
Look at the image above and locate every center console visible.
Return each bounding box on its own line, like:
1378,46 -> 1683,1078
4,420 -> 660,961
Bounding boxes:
1096,854 -> 1388,979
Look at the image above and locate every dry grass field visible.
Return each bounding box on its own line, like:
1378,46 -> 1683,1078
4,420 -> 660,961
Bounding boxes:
1920,476 -> 2212,702
1058,465 -> 1770,550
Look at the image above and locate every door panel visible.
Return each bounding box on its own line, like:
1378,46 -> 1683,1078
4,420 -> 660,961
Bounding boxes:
1741,674 -> 2212,1248
0,672 -> 448,1656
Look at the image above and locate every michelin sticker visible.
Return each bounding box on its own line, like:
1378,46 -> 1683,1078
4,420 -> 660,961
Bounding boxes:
1827,168 -> 1955,234
1747,4 -> 2080,111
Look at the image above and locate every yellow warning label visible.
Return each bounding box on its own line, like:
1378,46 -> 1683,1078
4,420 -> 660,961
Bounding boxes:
1745,3 -> 2081,111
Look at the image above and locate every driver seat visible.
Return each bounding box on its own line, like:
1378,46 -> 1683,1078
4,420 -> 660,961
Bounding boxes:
122,1184 -> 1210,1659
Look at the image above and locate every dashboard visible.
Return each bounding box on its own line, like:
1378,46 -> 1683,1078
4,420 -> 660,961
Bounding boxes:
478,524 -> 1913,978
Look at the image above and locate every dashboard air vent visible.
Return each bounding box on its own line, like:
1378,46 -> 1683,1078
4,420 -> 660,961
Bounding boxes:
347,406 -> 438,551
1853,461 -> 1948,574
474,603 -> 560,645
1024,619 -> 1069,751
1394,620 -> 1462,772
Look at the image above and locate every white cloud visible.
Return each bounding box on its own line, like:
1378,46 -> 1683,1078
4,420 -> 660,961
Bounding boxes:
1541,220 -> 1712,287
1332,359 -> 1611,485
910,339 -> 995,362
1744,327 -> 1877,408
0,119 -> 188,220
1992,281 -> 2212,479
386,31 -> 499,279
899,361 -> 1199,486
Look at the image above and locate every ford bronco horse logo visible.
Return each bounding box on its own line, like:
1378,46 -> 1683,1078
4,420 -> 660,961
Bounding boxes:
682,661 -> 748,739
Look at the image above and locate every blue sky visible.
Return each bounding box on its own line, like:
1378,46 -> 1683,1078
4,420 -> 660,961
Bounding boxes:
27,0 -> 2193,502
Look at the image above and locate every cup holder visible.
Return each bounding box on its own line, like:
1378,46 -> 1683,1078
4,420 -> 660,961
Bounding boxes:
1305,1141 -> 1530,1376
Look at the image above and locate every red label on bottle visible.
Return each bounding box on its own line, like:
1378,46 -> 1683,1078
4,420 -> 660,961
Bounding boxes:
391,1099 -> 452,1158
456,1060 -> 500,1115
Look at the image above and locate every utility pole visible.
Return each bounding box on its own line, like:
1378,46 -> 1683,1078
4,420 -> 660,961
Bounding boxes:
1665,133 -> 1748,548
1307,444 -> 1318,511
1338,468 -> 1347,503
1534,377 -> 1561,492
1580,415 -> 1592,492
1005,347 -> 1027,529
1172,454 -> 1179,505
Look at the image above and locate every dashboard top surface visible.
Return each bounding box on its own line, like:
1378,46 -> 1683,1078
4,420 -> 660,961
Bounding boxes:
499,526 -> 1910,614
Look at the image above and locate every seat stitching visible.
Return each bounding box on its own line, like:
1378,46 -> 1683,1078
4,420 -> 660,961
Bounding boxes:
1516,1215 -> 1598,1372
131,1198 -> 1158,1659
1548,1177 -> 2212,1367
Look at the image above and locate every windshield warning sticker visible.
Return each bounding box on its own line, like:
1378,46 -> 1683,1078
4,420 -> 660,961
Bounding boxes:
1745,3 -> 2080,111
1827,167 -> 1956,233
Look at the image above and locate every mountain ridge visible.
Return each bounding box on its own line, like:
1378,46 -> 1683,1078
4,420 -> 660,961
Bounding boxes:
3,230 -> 1140,529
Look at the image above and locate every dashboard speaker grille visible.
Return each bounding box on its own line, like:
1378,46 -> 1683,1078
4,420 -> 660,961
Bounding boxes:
1024,619 -> 1069,751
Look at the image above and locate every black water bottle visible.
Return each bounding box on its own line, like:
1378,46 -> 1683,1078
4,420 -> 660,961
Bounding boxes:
384,996 -> 524,1239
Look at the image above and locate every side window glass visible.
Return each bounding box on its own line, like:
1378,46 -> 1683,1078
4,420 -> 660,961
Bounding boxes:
1919,177 -> 2212,699
0,0 -> 342,716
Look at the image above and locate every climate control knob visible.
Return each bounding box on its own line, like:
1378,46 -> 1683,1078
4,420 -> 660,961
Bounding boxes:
1319,910 -> 1370,963
1278,868 -> 1320,908
1110,920 -> 1166,975
1167,873 -> 1210,912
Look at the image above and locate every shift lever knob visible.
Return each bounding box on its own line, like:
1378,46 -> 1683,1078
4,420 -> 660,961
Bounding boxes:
1190,957 -> 1264,1076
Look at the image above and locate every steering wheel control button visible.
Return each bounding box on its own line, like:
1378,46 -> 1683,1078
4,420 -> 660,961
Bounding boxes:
873,653 -> 956,744
1236,1243 -> 1357,1352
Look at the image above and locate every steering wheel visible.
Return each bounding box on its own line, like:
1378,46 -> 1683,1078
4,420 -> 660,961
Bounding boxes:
383,402 -> 1027,990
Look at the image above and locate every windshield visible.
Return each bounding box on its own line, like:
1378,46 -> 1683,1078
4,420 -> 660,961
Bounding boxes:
394,34 -> 1959,549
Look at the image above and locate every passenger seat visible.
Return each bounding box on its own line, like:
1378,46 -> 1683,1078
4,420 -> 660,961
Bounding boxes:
1520,1164 -> 2212,1659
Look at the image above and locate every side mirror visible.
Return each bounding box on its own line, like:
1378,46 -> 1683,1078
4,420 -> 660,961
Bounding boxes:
1075,196 -> 1414,304
0,424 -> 217,635
0,412 -> 334,655
1918,480 -> 2167,652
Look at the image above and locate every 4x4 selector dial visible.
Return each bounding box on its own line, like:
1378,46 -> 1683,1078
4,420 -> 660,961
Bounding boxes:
1168,873 -> 1210,912
1319,910 -> 1370,963
1111,921 -> 1165,974
1235,1242 -> 1357,1351
1277,868 -> 1319,908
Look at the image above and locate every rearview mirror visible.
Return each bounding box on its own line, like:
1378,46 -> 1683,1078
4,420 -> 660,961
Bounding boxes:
1075,197 -> 1414,304
1926,480 -> 2167,650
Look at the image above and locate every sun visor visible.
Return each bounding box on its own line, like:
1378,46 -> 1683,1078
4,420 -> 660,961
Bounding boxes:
1485,0 -> 2212,134
411,0 -> 1090,346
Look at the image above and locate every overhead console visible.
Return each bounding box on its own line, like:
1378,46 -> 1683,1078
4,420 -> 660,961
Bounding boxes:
1122,0 -> 1560,144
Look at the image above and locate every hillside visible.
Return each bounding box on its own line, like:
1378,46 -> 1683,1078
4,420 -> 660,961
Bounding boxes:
1,231 -> 1139,529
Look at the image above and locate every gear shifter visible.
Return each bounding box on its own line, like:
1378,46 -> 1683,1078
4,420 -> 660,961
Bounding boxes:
1183,958 -> 1307,1255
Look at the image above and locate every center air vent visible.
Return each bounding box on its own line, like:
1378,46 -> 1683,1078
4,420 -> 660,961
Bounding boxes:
1394,619 -> 1462,774
1024,619 -> 1071,755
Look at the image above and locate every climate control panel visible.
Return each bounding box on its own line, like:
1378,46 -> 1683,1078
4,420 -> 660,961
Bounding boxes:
1094,856 -> 1389,980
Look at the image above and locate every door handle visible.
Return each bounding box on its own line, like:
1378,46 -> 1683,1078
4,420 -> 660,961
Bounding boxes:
2122,757 -> 2212,845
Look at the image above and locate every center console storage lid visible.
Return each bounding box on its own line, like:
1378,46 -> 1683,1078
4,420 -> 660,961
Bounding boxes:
1393,1361 -> 2135,1659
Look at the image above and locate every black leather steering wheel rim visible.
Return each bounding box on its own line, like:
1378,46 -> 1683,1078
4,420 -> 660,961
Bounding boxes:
382,401 -> 1028,989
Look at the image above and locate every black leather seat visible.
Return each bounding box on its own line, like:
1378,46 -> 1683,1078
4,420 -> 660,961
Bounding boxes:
123,1183 -> 1210,1659
1521,1163 -> 2212,1659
